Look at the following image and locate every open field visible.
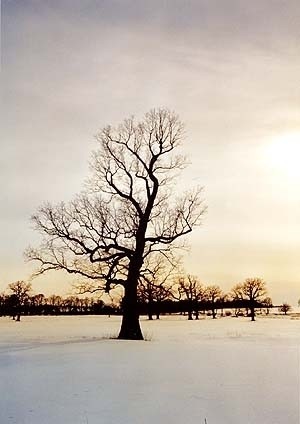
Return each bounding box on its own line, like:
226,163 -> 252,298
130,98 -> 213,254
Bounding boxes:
1,315 -> 299,424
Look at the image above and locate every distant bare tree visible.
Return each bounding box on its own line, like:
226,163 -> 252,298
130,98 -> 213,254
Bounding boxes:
237,278 -> 267,321
26,109 -> 206,339
231,283 -> 245,317
279,303 -> 292,315
219,293 -> 229,317
63,296 -> 81,314
30,293 -> 45,314
47,294 -> 63,314
32,293 -> 45,306
138,254 -> 178,320
262,296 -> 273,315
8,281 -> 32,321
206,285 -> 223,319
0,292 -> 7,316
177,275 -> 206,320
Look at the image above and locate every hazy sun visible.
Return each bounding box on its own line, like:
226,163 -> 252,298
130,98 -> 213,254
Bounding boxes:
264,133 -> 300,179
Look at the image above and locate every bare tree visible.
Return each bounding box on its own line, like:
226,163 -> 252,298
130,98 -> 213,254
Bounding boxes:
177,274 -> 206,320
138,253 -> 178,320
8,281 -> 32,321
0,292 -> 7,316
26,109 -> 206,339
236,278 -> 267,321
231,283 -> 245,317
205,285 -> 223,319
30,293 -> 45,314
219,293 -> 229,317
262,296 -> 273,315
278,303 -> 292,315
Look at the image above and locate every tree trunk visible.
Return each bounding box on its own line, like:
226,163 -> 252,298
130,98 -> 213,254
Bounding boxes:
16,313 -> 21,322
155,302 -> 160,320
117,221 -> 148,340
118,282 -> 143,340
118,311 -> 143,339
147,299 -> 153,320
250,305 -> 255,321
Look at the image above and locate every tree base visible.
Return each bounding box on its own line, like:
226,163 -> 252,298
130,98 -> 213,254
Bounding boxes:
118,314 -> 144,340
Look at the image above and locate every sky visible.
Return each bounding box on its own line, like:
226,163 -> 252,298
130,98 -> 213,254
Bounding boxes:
1,0 -> 300,303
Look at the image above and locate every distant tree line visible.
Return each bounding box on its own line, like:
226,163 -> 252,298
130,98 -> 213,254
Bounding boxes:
137,276 -> 275,321
1,277 -> 292,322
0,281 -> 117,320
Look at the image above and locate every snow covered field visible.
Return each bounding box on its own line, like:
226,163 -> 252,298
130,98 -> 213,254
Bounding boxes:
1,315 -> 299,424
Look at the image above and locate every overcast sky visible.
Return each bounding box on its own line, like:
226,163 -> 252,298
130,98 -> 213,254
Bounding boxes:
1,0 -> 300,302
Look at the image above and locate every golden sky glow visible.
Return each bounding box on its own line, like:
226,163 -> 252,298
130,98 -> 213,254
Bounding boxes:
263,133 -> 300,180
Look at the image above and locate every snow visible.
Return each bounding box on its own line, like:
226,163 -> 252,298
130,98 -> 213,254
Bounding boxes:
1,315 -> 299,424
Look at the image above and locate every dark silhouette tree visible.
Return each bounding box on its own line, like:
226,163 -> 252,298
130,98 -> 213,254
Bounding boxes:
8,281 -> 32,321
206,285 -> 223,319
231,283 -> 245,317
262,296 -> 273,315
233,278 -> 267,321
219,293 -> 228,317
0,292 -> 6,316
30,293 -> 45,314
177,274 -> 206,320
279,303 -> 292,315
63,296 -> 80,314
138,254 -> 178,320
26,109 -> 206,339
47,294 -> 63,314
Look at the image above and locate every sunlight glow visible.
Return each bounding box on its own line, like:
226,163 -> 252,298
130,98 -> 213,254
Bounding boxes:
264,133 -> 300,179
